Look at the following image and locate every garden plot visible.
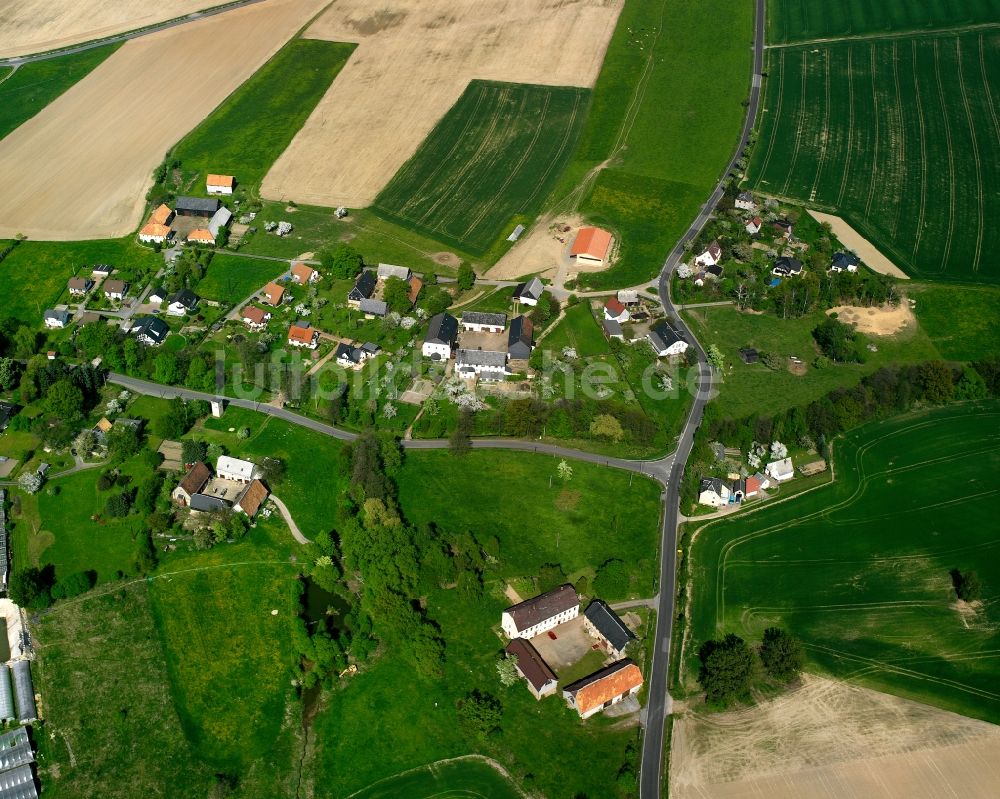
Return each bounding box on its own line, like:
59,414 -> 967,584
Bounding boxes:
260,0 -> 623,209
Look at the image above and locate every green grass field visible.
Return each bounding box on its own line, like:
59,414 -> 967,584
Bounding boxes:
348,758 -> 525,799
171,39 -> 355,192
767,0 -> 1000,43
749,30 -> 999,283
0,44 -> 119,141
681,402 -> 1000,722
374,80 -> 589,255
540,302 -> 611,357
197,254 -> 286,302
909,282 -> 1000,360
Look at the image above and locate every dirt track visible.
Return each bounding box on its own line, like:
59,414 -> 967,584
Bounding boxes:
808,210 -> 910,279
260,0 -> 623,209
671,675 -> 1000,799
0,0 -> 325,241
0,0 -> 231,59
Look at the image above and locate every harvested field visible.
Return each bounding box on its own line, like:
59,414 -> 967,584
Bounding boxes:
828,303 -> 915,336
671,674 -> 1000,799
0,0 -> 326,240
261,0 -> 623,209
808,211 -> 908,279
0,0 -> 231,59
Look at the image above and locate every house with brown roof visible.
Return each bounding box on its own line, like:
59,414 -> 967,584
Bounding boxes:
235,479 -> 268,517
694,241 -> 723,268
172,462 -> 211,507
241,306 -> 271,331
505,638 -> 558,700
501,584 -> 579,639
563,659 -> 643,719
407,276 -> 423,305
149,204 -> 175,226
263,282 -> 285,307
103,279 -> 128,300
206,174 -> 235,195
67,277 -> 94,296
604,297 -> 629,323
187,228 -> 215,245
139,223 -> 171,244
570,226 -> 613,266
288,323 -> 319,350
291,263 -> 319,285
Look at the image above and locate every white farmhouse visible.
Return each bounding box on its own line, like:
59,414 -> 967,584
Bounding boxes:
765,457 -> 794,482
422,313 -> 458,360
217,456 -> 258,484
501,584 -> 579,639
694,241 -> 723,268
698,477 -> 731,507
648,322 -> 688,357
206,174 -> 235,195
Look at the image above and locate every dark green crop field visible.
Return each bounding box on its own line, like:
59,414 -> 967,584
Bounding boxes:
0,44 -> 119,141
749,30 -> 1000,283
373,80 -> 589,255
681,402 -> 1000,722
768,0 -> 1000,44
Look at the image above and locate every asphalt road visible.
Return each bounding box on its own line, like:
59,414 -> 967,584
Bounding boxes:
639,0 -> 767,795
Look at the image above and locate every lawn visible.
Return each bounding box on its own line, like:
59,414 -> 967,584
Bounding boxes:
767,0 -> 1000,43
682,304 -> 942,419
680,402 -> 1000,722
348,758 -> 524,799
748,30 -> 1000,283
374,80 -> 589,255
0,44 -> 120,141
550,0 -> 753,288
197,254 -> 286,302
0,237 -> 160,322
170,39 -> 355,192
541,301 -> 611,357
909,282 -> 1000,360
398,449 -> 663,598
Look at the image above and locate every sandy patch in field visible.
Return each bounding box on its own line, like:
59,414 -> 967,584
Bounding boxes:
260,0 -> 623,209
0,0 -> 234,59
828,303 -> 916,336
488,215 -> 578,281
0,0 -> 326,241
671,675 -> 1000,799
808,210 -> 910,279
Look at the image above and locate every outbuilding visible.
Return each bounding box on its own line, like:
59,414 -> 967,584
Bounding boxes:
584,600 -> 636,659
206,174 -> 235,195
513,277 -> 544,307
505,638 -> 558,700
422,312 -> 458,360
563,659 -> 643,719
461,311 -> 506,334
507,315 -> 534,361
11,660 -> 36,723
570,226 -> 613,266
175,196 -> 221,217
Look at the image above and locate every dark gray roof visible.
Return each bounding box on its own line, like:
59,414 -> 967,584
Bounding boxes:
456,349 -> 507,369
505,638 -> 556,692
0,763 -> 38,799
648,321 -> 684,353
0,728 -> 34,773
11,661 -> 35,723
831,251 -> 860,269
507,315 -> 533,358
335,343 -> 360,364
774,256 -> 803,274
462,311 -> 507,327
132,316 -> 169,344
737,190 -> 754,201
175,196 -> 220,214
584,600 -> 635,652
189,493 -> 229,512
700,477 -> 724,495
43,309 -> 70,324
603,319 -> 623,337
359,298 -> 387,316
360,342 -> 380,355
706,264 -> 723,277
424,312 -> 458,346
513,277 -> 543,302
348,270 -> 377,301
167,288 -> 199,309
504,584 -> 578,631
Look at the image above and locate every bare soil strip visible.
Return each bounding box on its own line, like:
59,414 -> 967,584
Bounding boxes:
260,0 -> 623,209
807,210 -> 910,278
0,0 -> 233,59
828,303 -> 915,336
0,0 -> 326,240
671,675 -> 1000,799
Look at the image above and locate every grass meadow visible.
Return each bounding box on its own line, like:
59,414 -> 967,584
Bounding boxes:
348,758 -> 524,799
541,301 -> 611,357
767,0 -> 1000,43
909,282 -> 1000,360
0,44 -> 120,141
171,39 -> 355,193
197,254 -> 286,302
680,402 -> 1000,722
749,30 -> 1000,283
374,81 -> 589,255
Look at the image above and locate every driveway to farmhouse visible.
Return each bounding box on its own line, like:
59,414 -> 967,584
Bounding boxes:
268,494 -> 309,545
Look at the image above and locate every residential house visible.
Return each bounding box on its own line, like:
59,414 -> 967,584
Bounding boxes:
648,321 -> 688,357
602,319 -> 624,341
104,279 -> 128,300
377,263 -> 411,281
67,277 -> 94,296
563,659 -> 643,719
461,311 -> 506,334
408,276 -> 423,305
584,600 -> 636,659
507,316 -> 534,361
263,282 -> 285,307
830,252 -> 861,273
513,277 -> 544,307
91,264 -> 112,277
172,462 -> 210,506
291,263 -> 319,285
217,456 -> 258,484
745,216 -> 763,235
743,475 -> 762,498
765,457 -> 794,482
505,638 -> 558,700
423,312 -> 458,360
455,349 -> 508,380
235,479 -> 268,517
698,477 -> 731,507
241,306 -> 271,331
617,289 -> 639,305
359,298 -> 387,319
43,309 -> 70,329
738,347 -> 759,364
754,472 -> 771,491
334,342 -> 380,366
132,316 -> 169,346
288,323 -> 319,350
604,297 -> 630,323
735,191 -> 756,211
187,228 -> 215,245
206,174 -> 235,195
175,196 -> 220,217
347,271 -> 377,307
570,226 -> 613,266
501,584 -> 579,639
139,223 -> 171,244
771,256 -> 803,277
207,206 -> 232,238
166,289 -> 199,317
694,241 -> 723,268
772,219 -> 794,237
148,287 -> 166,305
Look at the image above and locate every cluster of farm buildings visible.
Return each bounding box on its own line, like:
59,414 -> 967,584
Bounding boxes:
699,452 -> 828,508
137,175 -> 235,247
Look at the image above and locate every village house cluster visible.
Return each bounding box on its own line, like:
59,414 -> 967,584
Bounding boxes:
172,456 -> 269,517
138,174 -> 235,247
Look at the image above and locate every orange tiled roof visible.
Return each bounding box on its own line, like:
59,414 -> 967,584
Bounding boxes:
408,276 -> 423,304
207,174 -> 234,188
291,263 -> 317,283
187,228 -> 214,243
570,226 -> 612,260
288,324 -> 315,344
263,282 -> 285,305
149,204 -> 173,225
571,661 -> 643,716
140,223 -> 170,237
242,306 -> 268,325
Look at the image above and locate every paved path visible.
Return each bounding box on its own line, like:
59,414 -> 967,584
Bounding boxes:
269,494 -> 310,545
639,0 -> 766,795
0,454 -> 104,487
675,300 -> 735,311
611,597 -> 659,611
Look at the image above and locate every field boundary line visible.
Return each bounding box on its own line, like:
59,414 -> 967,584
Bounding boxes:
612,0 -> 669,156
932,39 -> 956,275
754,48 -> 785,186
343,754 -> 529,799
835,46 -> 855,206
764,21 -> 1000,49
888,40 -> 905,238
780,50 -> 809,197
808,49 -> 831,203
978,34 -> 1000,145
863,43 -> 879,219
954,39 -> 985,273
910,40 -> 929,256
